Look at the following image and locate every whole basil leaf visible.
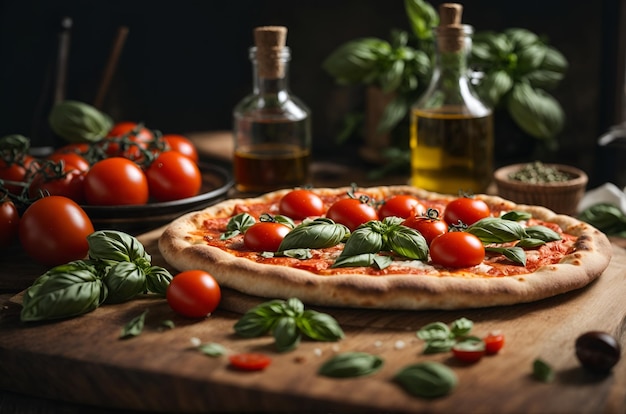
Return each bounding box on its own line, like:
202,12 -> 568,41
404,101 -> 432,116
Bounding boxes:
486,246 -> 527,266
394,361 -> 458,398
278,218 -> 348,250
48,100 -> 113,143
332,253 -> 376,268
88,230 -> 151,269
579,203 -> 626,236
416,321 -> 451,341
221,213 -> 256,239
516,238 -> 546,248
145,265 -> 173,295
466,217 -> 528,243
21,264 -> 105,322
322,38 -> 391,84
103,261 -> 147,303
525,225 -> 561,242
120,310 -> 148,339
404,0 -> 438,40
500,211 -> 532,221
272,316 -> 301,352
450,317 -> 473,337
505,28 -> 539,50
386,225 -> 428,260
296,309 -> 344,341
506,82 -> 564,139
318,352 -> 384,378
283,297 -> 305,318
373,254 -> 394,270
340,227 -> 383,257
233,299 -> 287,337
516,44 -> 547,74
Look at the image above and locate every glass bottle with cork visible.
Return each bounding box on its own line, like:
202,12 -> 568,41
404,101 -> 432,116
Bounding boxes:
410,3 -> 493,194
233,26 -> 312,193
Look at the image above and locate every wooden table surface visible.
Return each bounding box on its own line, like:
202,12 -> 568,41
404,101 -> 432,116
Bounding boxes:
1,132 -> 625,413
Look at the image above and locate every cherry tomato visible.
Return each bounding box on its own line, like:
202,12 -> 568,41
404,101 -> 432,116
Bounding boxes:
243,221 -> 290,252
443,197 -> 491,226
53,143 -> 90,156
229,353 -> 272,371
104,121 -> 154,160
402,209 -> 448,245
429,231 -> 485,268
452,339 -> 486,363
326,198 -> 378,231
145,151 -> 202,202
84,157 -> 149,206
28,166 -> 86,204
162,134 -> 199,163
278,189 -> 325,220
18,195 -> 94,266
0,156 -> 37,195
0,199 -> 19,247
47,153 -> 90,173
378,194 -> 425,220
166,270 -> 221,318
484,332 -> 505,354
107,121 -> 153,141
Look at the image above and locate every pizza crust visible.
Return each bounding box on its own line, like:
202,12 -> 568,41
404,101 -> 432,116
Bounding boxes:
158,186 -> 613,310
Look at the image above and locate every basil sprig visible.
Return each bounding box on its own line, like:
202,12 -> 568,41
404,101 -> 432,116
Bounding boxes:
234,298 -> 344,352
221,213 -> 256,239
20,230 -> 173,322
416,317 -> 477,354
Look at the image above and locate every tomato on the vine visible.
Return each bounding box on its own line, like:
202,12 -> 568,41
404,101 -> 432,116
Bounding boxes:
229,353 -> 272,371
84,157 -> 149,205
0,156 -> 37,195
53,143 -> 90,157
443,197 -> 491,226
326,197 -> 378,231
402,210 -> 448,245
278,189 -> 325,220
145,151 -> 202,202
18,195 -> 94,266
243,221 -> 290,252
104,121 -> 154,160
28,165 -> 86,204
161,134 -> 199,163
484,332 -> 505,354
107,121 -> 153,141
47,152 -> 90,173
0,199 -> 19,247
429,231 -> 485,268
378,194 -> 425,220
166,270 -> 221,318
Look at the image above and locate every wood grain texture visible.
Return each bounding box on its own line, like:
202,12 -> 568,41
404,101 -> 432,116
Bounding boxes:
0,226 -> 625,413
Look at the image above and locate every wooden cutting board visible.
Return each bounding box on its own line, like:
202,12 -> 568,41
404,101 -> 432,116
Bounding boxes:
1,226 -> 625,413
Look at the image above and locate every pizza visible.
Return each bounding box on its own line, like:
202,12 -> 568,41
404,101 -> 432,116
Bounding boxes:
158,185 -> 612,310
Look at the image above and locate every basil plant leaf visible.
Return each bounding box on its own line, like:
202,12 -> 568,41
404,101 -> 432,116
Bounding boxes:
322,38 -> 391,84
103,261 -> 147,304
278,218 -> 348,250
466,217 -> 528,243
88,230 -> 151,269
145,265 -> 173,296
21,263 -> 105,322
404,0 -> 438,40
506,82 -> 564,140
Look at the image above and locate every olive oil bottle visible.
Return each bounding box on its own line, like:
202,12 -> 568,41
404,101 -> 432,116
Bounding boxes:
410,4 -> 493,194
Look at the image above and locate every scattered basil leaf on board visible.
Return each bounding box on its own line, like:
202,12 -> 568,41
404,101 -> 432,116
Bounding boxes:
88,230 -> 151,269
318,352 -> 384,378
532,358 -> 555,382
198,342 -> 227,357
394,361 -> 458,398
120,310 -> 148,339
103,261 -> 146,304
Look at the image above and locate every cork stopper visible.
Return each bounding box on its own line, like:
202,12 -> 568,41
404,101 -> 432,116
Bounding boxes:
254,26 -> 288,79
436,3 -> 467,53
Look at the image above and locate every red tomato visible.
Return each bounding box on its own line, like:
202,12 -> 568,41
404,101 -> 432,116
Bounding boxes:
378,194 -> 425,220
402,212 -> 448,245
452,339 -> 486,363
484,332 -> 505,354
107,121 -> 153,141
28,167 -> 86,204
47,153 -> 90,173
0,156 -> 37,195
84,157 -> 149,206
326,198 -> 378,231
104,122 -> 154,160
18,196 -> 94,266
0,199 -> 19,247
229,353 -> 272,371
443,197 -> 491,227
166,270 -> 221,318
145,151 -> 202,202
244,221 -> 290,252
53,143 -> 90,156
278,189 -> 325,220
429,231 -> 485,268
162,134 -> 199,163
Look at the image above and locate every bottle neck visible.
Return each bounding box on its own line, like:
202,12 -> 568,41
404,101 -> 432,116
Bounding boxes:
250,46 -> 291,96
432,29 -> 472,87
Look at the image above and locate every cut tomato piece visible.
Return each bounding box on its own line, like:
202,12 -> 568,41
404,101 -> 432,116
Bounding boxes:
229,353 -> 272,371
484,332 -> 505,354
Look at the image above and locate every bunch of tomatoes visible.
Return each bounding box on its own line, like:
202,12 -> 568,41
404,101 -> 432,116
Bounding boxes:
0,121 -> 202,263
247,188 -> 492,268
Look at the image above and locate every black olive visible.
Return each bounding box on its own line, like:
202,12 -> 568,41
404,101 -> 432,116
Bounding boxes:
575,331 -> 621,373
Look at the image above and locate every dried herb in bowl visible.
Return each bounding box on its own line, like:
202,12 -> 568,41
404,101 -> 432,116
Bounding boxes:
508,161 -> 573,184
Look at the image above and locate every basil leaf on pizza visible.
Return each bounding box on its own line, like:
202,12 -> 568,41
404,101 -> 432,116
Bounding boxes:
278,218 -> 349,250
222,213 -> 256,239
466,217 -> 528,243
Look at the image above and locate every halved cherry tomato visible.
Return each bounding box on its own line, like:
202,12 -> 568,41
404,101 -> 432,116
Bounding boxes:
278,189 -> 325,220
145,151 -> 202,201
484,332 -> 505,354
84,157 -> 149,205
443,197 -> 491,227
18,195 -> 94,266
429,231 -> 485,268
166,270 -> 221,318
402,209 -> 448,245
162,134 -> 199,163
326,197 -> 378,231
243,221 -> 290,252
452,338 -> 486,363
0,199 -> 19,247
378,194 -> 425,220
229,353 -> 272,371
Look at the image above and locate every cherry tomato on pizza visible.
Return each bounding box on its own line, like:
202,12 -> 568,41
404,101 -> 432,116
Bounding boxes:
326,197 -> 378,231
278,189 -> 325,220
402,208 -> 448,245
243,221 -> 290,252
18,195 -> 94,266
429,231 -> 485,268
378,194 -> 425,220
0,198 -> 19,247
84,157 -> 149,205
161,134 -> 199,163
166,270 -> 221,318
145,151 -> 202,201
443,197 -> 491,227
229,353 -> 272,371
484,332 -> 505,354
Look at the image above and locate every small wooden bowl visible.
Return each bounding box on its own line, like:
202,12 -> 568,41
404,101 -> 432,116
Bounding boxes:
493,163 -> 588,216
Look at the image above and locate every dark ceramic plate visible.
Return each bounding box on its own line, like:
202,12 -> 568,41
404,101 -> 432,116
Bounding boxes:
82,161 -> 234,233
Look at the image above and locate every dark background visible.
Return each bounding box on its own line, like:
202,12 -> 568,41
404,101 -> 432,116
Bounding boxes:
1,0 -> 625,186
